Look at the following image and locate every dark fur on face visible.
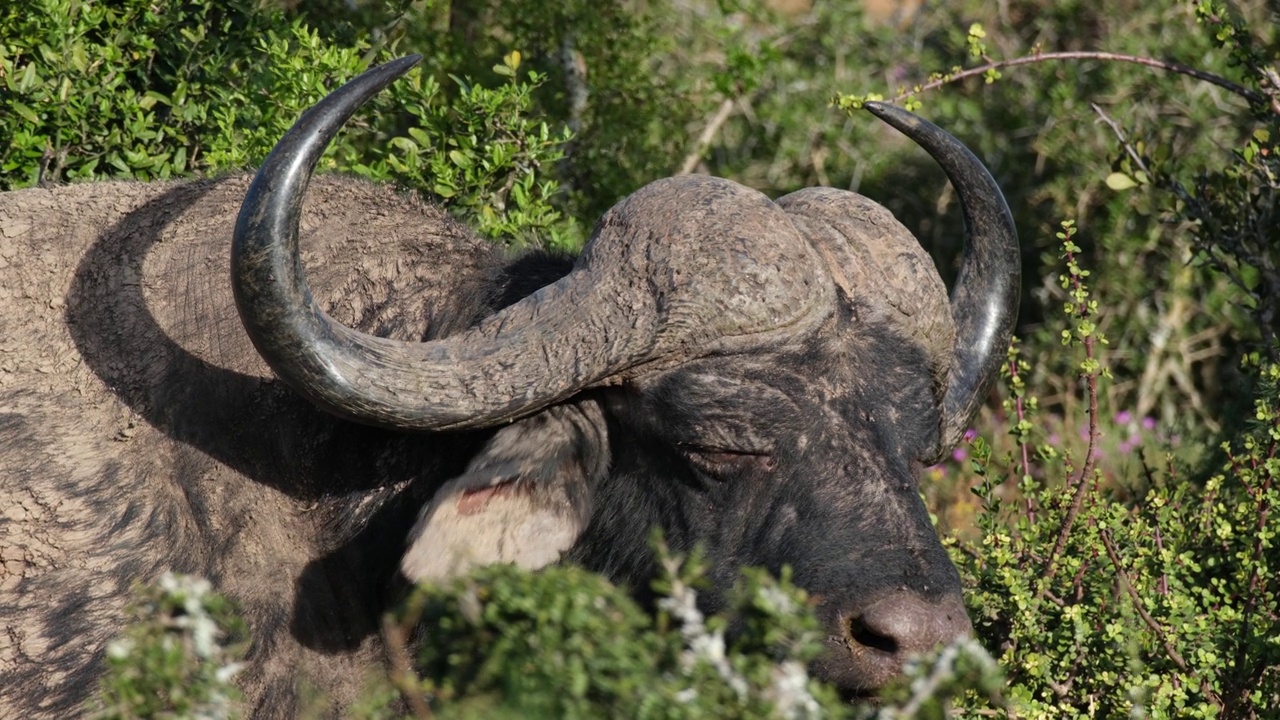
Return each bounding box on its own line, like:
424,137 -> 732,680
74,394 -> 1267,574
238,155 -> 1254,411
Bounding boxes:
561,306 -> 962,691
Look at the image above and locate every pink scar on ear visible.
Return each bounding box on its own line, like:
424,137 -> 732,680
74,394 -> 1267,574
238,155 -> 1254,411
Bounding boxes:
455,479 -> 534,515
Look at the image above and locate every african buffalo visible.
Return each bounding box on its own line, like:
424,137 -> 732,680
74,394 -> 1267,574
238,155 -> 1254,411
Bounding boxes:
0,55 -> 1018,716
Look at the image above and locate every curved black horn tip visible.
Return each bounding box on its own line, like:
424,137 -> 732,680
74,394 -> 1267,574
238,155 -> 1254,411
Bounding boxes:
316,53 -> 424,122
232,53 -> 425,415
375,54 -> 424,81
862,101 -> 926,136
269,53 -> 423,163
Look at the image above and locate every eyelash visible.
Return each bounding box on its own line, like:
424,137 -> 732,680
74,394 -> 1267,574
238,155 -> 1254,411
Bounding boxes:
680,445 -> 777,477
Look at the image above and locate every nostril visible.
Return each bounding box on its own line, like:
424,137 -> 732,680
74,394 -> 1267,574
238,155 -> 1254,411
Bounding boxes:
819,593 -> 972,693
847,615 -> 899,655
844,592 -> 972,658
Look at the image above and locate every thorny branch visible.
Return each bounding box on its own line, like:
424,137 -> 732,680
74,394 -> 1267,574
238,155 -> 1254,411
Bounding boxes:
893,51 -> 1275,114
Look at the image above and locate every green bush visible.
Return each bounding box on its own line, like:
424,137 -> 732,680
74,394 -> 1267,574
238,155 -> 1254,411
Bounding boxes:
291,0 -> 699,224
93,573 -> 248,720
943,225 -> 1279,718
377,539 -> 850,719
96,544 -> 858,719
0,0 -> 577,248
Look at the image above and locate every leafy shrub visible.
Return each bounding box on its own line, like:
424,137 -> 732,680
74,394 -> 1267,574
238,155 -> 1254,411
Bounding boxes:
376,539 -> 849,719
0,0 -> 577,248
93,573 -> 248,720
945,226 -> 1279,718
292,0 -> 699,224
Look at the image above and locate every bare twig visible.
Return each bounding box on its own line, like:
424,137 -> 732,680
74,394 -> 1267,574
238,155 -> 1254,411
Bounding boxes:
382,614 -> 434,719
558,34 -> 589,137
678,98 -> 736,175
894,51 -> 1271,112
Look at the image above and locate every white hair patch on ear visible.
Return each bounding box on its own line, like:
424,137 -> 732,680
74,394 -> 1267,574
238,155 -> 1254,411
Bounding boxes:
400,473 -> 586,581
399,401 -> 607,583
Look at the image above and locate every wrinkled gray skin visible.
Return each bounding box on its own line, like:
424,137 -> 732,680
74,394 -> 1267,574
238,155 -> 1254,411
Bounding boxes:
0,57 -> 1018,716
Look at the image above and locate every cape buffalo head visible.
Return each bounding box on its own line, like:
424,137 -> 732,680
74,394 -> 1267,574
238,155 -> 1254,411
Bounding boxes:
231,56 -> 1019,693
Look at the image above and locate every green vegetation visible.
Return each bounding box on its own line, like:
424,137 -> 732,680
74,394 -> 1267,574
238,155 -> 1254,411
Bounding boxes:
4,0 -> 1277,717
942,225 -> 1279,717
0,0 -> 575,247
94,573 -> 248,720
366,540 -> 850,719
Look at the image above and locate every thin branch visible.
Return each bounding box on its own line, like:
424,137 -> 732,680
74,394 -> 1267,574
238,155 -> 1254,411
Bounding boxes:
894,51 -> 1271,112
1099,528 -> 1225,709
1008,351 -> 1037,524
1040,238 -> 1102,593
678,98 -> 736,175
1042,361 -> 1097,586
1089,103 -> 1196,207
1098,530 -> 1185,670
382,614 -> 434,719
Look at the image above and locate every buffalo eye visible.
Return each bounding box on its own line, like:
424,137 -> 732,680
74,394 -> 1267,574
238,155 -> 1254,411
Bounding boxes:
679,444 -> 777,478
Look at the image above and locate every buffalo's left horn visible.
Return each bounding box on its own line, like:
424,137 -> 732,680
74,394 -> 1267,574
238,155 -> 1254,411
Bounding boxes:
863,102 -> 1020,459
233,56 -> 629,431
235,57 -> 828,432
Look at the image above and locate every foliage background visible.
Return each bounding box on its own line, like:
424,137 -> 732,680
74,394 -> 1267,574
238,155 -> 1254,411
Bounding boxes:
3,0 -> 1277,717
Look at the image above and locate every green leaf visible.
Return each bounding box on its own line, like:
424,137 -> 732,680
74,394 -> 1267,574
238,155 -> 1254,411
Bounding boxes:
448,149 -> 472,169
18,62 -> 40,92
1104,172 -> 1138,191
389,136 -> 419,154
12,102 -> 40,125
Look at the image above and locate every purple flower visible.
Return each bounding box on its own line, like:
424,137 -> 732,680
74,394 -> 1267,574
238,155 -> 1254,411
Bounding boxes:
1142,416 -> 1156,431
1048,433 -> 1061,445
963,428 -> 978,442
952,447 -> 969,462
1114,410 -> 1132,425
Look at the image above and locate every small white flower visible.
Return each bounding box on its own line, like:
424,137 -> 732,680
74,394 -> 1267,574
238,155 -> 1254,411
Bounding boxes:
192,614 -> 217,659
106,638 -> 134,660
215,662 -> 245,684
757,585 -> 795,615
158,572 -> 180,594
768,660 -> 821,720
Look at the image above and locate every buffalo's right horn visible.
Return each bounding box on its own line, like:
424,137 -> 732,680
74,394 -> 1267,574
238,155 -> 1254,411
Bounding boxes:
863,102 -> 1020,460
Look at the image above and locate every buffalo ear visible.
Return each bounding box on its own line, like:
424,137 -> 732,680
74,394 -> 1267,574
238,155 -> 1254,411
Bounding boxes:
400,399 -> 608,582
